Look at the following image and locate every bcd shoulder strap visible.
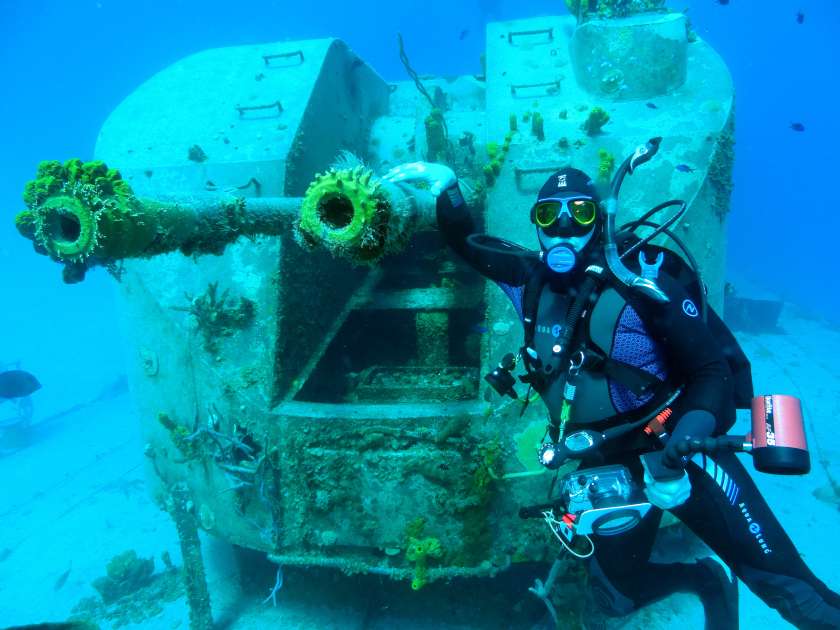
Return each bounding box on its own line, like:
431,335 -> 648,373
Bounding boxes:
520,265 -> 605,388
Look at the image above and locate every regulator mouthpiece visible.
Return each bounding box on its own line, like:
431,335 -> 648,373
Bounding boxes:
545,245 -> 576,273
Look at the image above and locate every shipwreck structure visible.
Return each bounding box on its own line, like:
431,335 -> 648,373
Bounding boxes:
15,5 -> 735,623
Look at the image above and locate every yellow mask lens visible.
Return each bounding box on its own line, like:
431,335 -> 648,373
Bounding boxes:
534,202 -> 560,227
534,198 -> 597,228
570,199 -> 597,225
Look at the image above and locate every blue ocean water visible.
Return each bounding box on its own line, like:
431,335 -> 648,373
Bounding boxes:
0,1 -> 838,628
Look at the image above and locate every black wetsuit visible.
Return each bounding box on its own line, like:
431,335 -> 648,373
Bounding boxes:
437,185 -> 840,629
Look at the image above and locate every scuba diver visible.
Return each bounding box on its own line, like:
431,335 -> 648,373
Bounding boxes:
384,142 -> 840,629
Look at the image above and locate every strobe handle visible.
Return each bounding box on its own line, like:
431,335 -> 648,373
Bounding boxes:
651,394 -> 811,479
664,435 -> 745,463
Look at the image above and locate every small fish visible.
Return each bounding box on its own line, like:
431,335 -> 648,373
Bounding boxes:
0,370 -> 41,400
796,11 -> 804,24
717,0 -> 729,5
675,164 -> 695,173
459,29 -> 469,41
54,565 -> 72,591
470,323 -> 489,335
0,547 -> 11,562
646,102 -> 658,109
790,122 -> 805,132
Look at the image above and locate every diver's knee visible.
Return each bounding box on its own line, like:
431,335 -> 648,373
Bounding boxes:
587,556 -> 636,617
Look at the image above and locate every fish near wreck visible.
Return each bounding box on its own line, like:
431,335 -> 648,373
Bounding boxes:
0,370 -> 41,400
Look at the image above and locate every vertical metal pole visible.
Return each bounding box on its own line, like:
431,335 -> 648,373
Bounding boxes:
167,482 -> 213,630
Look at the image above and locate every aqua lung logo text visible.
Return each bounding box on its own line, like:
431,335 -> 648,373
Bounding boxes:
557,174 -> 567,187
739,502 -> 773,554
536,324 -> 562,338
764,396 -> 777,446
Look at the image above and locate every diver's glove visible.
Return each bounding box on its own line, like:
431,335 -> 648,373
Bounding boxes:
641,409 -> 716,510
662,409 -> 716,468
643,463 -> 692,510
382,162 -> 457,197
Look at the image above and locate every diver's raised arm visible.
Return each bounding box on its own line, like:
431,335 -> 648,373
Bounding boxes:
383,162 -> 538,285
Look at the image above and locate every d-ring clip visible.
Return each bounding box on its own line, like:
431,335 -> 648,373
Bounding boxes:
569,350 -> 585,375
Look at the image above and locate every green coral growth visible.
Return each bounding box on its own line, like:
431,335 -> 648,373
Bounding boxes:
509,113 -> 518,132
406,536 -> 443,590
14,211 -> 37,240
481,130 -> 515,187
157,412 -> 199,459
297,164 -> 392,264
448,438 -> 502,567
565,0 -> 667,22
582,107 -> 610,136
597,149 -> 615,186
14,158 -> 166,283
18,158 -> 137,267
92,550 -> 155,604
22,158 -> 133,208
482,164 -> 496,186
404,516 -> 427,542
71,550 -> 182,628
472,439 -> 502,496
503,130 -> 514,149
531,112 -> 545,141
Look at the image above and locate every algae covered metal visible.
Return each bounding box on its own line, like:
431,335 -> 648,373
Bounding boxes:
13,8 -> 735,600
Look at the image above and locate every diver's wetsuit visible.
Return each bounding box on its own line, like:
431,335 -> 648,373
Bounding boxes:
437,186 -> 840,629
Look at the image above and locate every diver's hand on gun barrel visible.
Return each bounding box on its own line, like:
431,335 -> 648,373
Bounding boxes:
382,162 -> 457,197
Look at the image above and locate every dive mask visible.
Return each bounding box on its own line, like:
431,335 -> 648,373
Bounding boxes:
531,196 -> 598,237
533,195 -> 600,274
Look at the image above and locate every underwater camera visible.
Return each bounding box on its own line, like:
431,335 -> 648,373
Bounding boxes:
521,394 -> 811,558
519,465 -> 651,558
557,465 -> 650,537
484,352 -> 518,399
